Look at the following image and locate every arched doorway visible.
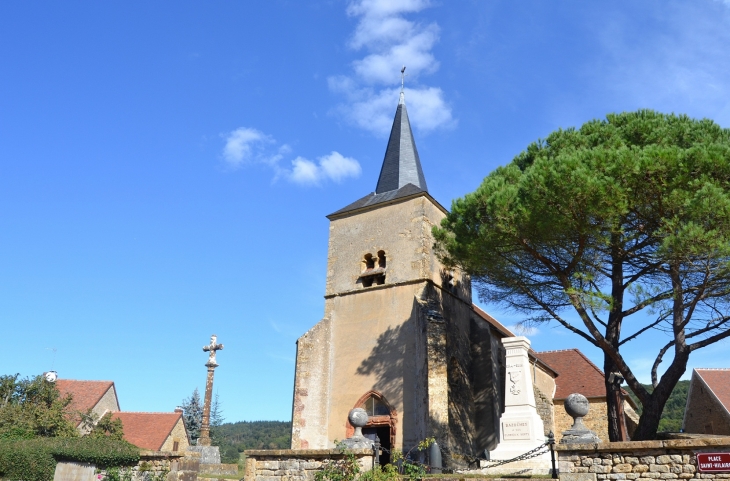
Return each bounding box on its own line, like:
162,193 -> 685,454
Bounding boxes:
346,391 -> 397,465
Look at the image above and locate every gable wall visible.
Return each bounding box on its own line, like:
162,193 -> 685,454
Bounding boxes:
160,418 -> 190,452
683,378 -> 730,435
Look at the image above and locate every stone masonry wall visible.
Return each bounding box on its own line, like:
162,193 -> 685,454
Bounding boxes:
683,383 -> 730,435
534,385 -> 554,436
557,438 -> 730,480
555,399 -> 608,442
244,449 -> 374,481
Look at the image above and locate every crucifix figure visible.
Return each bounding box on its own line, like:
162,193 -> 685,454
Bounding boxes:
198,334 -> 224,446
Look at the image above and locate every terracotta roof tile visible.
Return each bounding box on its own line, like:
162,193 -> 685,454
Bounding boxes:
111,412 -> 183,451
536,349 -> 607,400
695,369 -> 730,413
56,380 -> 116,415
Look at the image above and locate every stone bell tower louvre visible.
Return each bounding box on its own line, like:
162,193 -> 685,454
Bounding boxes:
289,91 -> 555,466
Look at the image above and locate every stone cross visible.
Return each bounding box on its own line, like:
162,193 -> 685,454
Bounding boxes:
198,334 -> 224,447
203,334 -> 224,367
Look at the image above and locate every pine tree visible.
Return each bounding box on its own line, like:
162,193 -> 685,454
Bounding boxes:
210,392 -> 225,447
181,388 -> 203,444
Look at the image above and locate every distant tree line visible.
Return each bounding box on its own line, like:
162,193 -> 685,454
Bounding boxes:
180,388 -> 290,464
626,380 -> 689,433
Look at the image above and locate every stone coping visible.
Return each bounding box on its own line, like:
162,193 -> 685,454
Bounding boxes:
244,449 -> 373,456
139,450 -> 187,458
555,438 -> 730,453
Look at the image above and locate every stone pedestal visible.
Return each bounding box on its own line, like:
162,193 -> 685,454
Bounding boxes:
560,393 -> 600,444
488,336 -> 550,474
188,445 -> 221,465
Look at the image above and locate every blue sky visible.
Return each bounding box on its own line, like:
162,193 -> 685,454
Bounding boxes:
2,0 -> 730,423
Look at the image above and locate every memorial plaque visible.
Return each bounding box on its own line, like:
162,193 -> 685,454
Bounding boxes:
697,453 -> 730,473
502,419 -> 531,440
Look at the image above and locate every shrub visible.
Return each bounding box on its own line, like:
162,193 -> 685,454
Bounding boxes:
0,437 -> 140,481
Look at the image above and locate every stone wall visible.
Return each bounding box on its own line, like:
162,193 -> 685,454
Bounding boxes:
244,449 -> 374,481
534,385 -> 554,436
554,398 -> 609,442
683,382 -> 730,435
160,418 -> 190,452
95,451 -> 198,481
557,437 -> 730,480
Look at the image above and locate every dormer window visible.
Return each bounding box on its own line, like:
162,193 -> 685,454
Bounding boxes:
359,251 -> 386,287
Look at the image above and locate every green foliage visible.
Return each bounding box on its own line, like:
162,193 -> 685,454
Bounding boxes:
0,374 -> 77,439
314,443 -> 360,481
212,420 -> 291,463
90,412 -> 125,441
626,380 -> 690,432
0,437 -> 140,481
315,438 -> 436,481
434,110 -> 730,439
101,466 -> 133,481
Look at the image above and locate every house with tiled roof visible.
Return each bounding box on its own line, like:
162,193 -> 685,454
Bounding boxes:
536,349 -> 639,440
55,379 -> 120,433
682,368 -> 730,435
111,411 -> 190,452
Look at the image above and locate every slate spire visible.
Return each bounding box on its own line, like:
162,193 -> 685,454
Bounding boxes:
374,91 -> 428,194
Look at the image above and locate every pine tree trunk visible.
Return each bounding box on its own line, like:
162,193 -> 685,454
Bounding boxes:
604,354 -> 622,442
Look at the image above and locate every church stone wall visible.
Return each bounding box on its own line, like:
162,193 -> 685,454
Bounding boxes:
291,317 -> 332,449
324,282 -> 428,450
533,385 -> 554,436
324,196 -> 466,301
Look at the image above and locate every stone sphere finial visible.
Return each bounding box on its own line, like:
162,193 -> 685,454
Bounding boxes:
561,393 -> 600,444
348,408 -> 369,437
565,393 -> 590,420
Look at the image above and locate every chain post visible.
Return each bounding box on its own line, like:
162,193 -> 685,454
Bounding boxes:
374,435 -> 381,467
548,431 -> 557,479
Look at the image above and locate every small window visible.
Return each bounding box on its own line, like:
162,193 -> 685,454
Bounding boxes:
172,440 -> 179,452
377,250 -> 386,269
360,252 -> 386,287
360,395 -> 390,416
364,254 -> 375,270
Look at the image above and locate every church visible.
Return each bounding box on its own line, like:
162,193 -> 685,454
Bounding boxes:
289,90 -> 560,466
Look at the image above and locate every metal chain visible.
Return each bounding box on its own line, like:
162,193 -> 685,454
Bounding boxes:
373,442 -> 549,470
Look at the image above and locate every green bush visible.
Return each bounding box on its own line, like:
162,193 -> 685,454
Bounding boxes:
0,437 -> 140,481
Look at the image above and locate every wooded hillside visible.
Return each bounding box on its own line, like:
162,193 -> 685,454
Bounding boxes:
213,420 -> 291,463
626,380 -> 689,432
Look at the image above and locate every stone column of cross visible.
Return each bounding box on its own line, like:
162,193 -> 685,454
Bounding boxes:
198,334 -> 224,447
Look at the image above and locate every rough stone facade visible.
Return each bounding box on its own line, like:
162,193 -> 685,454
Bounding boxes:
96,451 -> 198,481
534,385 -> 555,436
555,398 -> 609,441
244,449 -> 374,481
557,438 -> 730,480
683,377 -> 730,435
159,418 -> 190,452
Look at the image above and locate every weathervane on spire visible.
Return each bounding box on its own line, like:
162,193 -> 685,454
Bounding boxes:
400,66 -> 407,92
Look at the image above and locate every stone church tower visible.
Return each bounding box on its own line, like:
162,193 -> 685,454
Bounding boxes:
290,92 -> 527,465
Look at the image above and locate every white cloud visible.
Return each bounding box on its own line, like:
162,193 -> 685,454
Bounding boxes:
222,128 -> 273,166
290,151 -> 362,185
329,0 -> 454,135
330,84 -> 454,135
221,128 -> 361,186
290,157 -> 321,185
346,0 -> 431,18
